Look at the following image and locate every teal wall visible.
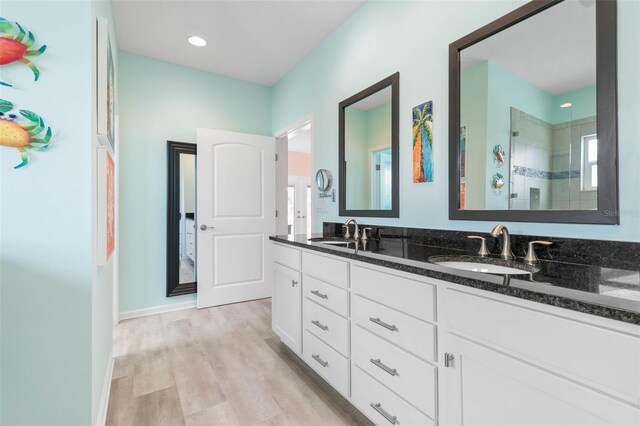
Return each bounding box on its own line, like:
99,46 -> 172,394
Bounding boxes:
272,0 -> 640,242
551,85 -> 597,124
460,61 -> 489,210
0,1 -> 95,424
118,52 -> 272,313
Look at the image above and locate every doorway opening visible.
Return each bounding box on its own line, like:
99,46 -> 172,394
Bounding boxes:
276,120 -> 313,238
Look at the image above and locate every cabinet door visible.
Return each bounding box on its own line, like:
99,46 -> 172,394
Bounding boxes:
441,333 -> 640,426
272,264 -> 302,355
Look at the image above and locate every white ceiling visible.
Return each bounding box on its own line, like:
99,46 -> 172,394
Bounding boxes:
288,127 -> 311,153
113,0 -> 364,86
461,0 -> 596,95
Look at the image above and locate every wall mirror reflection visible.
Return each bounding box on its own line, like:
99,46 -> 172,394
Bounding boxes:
449,0 -> 618,224
339,72 -> 399,217
167,141 -> 197,296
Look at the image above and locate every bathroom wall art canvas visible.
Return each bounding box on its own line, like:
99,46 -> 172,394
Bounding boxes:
97,147 -> 115,265
97,17 -> 115,154
412,101 -> 433,183
460,125 -> 467,178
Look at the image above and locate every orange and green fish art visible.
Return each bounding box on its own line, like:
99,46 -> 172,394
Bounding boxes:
0,99 -> 52,169
0,17 -> 47,87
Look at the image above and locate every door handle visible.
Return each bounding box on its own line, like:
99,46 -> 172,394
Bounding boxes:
200,224 -> 215,231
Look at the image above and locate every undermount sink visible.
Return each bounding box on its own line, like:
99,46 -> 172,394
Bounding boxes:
308,238 -> 355,247
429,255 -> 537,276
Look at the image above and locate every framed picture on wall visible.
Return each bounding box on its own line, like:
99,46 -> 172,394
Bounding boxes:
97,16 -> 115,155
97,146 -> 115,265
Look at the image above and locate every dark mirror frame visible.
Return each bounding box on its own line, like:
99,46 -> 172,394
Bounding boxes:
448,0 -> 619,224
339,72 -> 400,218
167,140 -> 197,297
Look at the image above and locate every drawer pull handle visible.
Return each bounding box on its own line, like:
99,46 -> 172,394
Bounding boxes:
370,358 -> 398,376
312,354 -> 328,367
369,317 -> 398,332
291,280 -> 298,287
370,403 -> 397,425
311,290 -> 328,299
311,320 -> 328,331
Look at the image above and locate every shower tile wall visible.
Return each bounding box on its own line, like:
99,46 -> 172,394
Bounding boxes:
510,108 -> 597,210
510,109 -> 552,210
550,116 -> 597,210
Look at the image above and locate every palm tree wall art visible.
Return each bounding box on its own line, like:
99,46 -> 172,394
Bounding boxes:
412,101 -> 434,183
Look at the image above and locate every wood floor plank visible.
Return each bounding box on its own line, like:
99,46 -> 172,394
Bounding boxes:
107,298 -> 367,426
184,401 -> 241,426
134,387 -> 185,426
106,377 -> 136,426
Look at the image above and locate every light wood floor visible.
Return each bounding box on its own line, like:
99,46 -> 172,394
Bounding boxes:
107,299 -> 369,426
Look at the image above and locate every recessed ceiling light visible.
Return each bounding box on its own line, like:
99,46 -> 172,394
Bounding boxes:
560,102 -> 572,108
188,36 -> 207,47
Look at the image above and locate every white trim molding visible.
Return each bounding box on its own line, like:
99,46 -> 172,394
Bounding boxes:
119,300 -> 197,321
95,353 -> 114,426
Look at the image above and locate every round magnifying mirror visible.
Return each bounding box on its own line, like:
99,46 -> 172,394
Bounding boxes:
315,169 -> 332,192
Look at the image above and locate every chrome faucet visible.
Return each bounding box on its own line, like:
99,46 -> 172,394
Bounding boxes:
343,218 -> 360,240
490,224 -> 515,260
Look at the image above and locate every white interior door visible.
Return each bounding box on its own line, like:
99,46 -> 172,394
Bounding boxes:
196,128 -> 275,308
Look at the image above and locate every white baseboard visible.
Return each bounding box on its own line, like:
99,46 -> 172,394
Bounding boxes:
95,353 -> 114,426
119,300 -> 197,321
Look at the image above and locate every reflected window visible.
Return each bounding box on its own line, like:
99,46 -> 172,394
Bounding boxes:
581,134 -> 597,191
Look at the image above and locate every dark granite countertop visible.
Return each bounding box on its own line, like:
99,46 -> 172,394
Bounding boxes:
270,233 -> 640,325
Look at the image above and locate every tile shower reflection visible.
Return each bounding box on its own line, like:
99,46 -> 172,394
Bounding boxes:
509,106 -> 597,210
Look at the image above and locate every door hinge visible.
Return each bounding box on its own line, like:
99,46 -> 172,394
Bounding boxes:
275,210 -> 278,218
275,153 -> 278,161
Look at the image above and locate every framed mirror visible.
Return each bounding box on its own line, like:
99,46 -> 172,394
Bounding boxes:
339,72 -> 399,217
449,0 -> 618,224
167,141 -> 197,297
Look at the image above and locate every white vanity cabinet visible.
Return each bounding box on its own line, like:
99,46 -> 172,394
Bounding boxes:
272,244 -> 302,354
271,241 -> 640,426
440,288 -> 640,426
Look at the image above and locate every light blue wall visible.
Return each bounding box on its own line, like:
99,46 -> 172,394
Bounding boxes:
460,61 -> 489,210
118,51 -> 272,312
0,1 -> 94,424
551,85 -> 597,124
271,0 -> 640,242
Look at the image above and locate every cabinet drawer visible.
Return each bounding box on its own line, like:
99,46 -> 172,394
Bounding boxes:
444,289 -> 640,406
273,243 -> 301,270
352,265 -> 436,323
303,274 -> 349,317
352,366 -> 435,426
304,298 -> 349,356
303,330 -> 349,397
352,325 -> 436,418
353,295 -> 436,362
303,251 -> 349,288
